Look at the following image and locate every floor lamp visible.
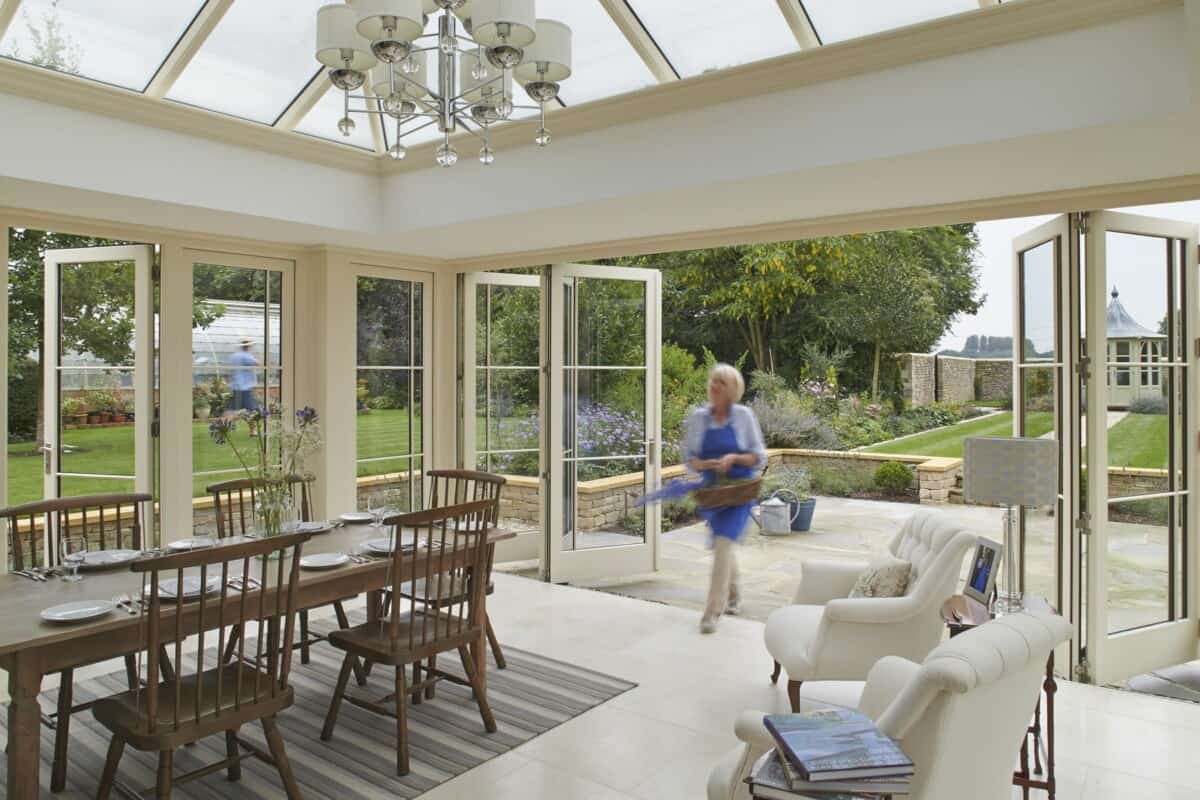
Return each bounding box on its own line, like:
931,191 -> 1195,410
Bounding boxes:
962,436 -> 1059,614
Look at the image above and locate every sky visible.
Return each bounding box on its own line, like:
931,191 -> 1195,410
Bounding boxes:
936,200 -> 1200,353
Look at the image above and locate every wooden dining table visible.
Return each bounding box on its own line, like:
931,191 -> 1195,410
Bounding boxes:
0,523 -> 514,799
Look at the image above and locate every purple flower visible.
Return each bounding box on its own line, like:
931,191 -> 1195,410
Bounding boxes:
296,406 -> 319,427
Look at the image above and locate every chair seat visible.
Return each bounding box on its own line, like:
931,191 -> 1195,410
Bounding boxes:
764,604 -> 823,678
93,664 -> 292,748
328,613 -> 476,664
393,576 -> 494,605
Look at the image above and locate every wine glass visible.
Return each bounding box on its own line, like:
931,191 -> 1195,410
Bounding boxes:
60,535 -> 88,582
368,491 -> 388,529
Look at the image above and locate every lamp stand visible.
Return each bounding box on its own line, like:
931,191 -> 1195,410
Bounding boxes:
996,503 -> 1024,615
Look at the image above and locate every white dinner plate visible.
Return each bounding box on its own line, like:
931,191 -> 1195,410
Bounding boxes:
339,512 -> 375,525
284,520 -> 336,535
363,534 -> 415,555
300,552 -> 350,570
79,549 -> 141,570
41,600 -> 116,624
149,576 -> 221,600
168,537 -> 215,551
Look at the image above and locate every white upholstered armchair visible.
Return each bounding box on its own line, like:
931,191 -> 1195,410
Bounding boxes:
765,510 -> 975,710
711,611 -> 1072,800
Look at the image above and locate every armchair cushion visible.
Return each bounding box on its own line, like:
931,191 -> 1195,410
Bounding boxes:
848,554 -> 912,598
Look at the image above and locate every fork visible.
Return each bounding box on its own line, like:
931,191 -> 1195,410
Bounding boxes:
112,595 -> 139,615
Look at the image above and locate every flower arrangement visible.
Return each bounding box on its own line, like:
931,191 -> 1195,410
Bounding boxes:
208,405 -> 322,537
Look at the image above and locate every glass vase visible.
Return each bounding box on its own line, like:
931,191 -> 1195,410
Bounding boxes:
254,484 -> 295,541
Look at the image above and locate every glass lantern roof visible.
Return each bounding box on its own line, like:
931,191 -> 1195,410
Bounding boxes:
0,0 -> 205,91
802,0 -> 981,44
627,0 -> 800,78
0,0 -> 1005,156
166,0 -> 327,124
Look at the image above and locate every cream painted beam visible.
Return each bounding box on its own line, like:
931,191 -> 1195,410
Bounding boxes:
597,0 -> 678,83
277,69 -> 333,130
144,0 -> 234,99
776,0 -> 821,49
0,0 -> 21,40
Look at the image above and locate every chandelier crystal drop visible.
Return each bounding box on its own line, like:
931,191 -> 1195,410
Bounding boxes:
315,1 -> 572,167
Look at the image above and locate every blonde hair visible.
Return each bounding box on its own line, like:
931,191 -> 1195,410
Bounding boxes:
708,363 -> 745,404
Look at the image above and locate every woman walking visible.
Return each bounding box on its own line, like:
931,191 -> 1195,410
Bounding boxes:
683,364 -> 766,634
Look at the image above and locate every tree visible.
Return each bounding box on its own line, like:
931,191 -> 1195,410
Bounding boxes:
821,226 -> 983,399
628,240 -> 848,372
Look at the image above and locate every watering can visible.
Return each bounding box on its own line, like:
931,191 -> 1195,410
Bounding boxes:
756,492 -> 799,536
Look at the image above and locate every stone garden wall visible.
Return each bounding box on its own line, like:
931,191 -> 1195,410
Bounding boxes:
899,354 -> 1013,406
974,359 -> 1013,402
935,356 -> 976,405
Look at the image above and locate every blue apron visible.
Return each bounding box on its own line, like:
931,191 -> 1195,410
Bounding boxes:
696,417 -> 756,542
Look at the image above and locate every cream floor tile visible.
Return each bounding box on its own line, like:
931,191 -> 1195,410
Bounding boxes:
513,702 -> 729,793
442,760 -> 637,800
1080,764 -> 1199,799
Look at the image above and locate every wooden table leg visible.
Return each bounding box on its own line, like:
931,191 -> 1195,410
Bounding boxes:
6,651 -> 44,800
1045,652 -> 1057,800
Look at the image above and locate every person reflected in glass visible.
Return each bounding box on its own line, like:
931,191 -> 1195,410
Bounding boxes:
228,336 -> 260,434
683,363 -> 766,634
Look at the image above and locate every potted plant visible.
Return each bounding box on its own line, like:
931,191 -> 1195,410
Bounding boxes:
206,376 -> 229,417
110,395 -> 132,423
61,397 -> 87,427
762,466 -> 817,532
82,390 -> 106,425
192,386 -> 211,420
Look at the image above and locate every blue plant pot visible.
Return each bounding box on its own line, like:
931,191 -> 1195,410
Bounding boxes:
790,499 -> 817,532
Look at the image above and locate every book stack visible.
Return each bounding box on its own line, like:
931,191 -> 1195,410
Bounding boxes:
746,709 -> 914,799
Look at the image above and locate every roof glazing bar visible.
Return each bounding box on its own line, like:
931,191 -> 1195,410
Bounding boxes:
777,0 -> 821,48
598,0 -> 679,83
276,68 -> 333,130
145,0 -> 235,99
0,0 -> 22,40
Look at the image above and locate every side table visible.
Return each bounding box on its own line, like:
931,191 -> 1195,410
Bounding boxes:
940,594 -> 1057,800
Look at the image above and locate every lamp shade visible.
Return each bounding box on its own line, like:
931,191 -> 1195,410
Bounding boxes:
963,437 -> 1059,507
371,51 -> 429,98
515,19 -> 572,82
459,50 -> 503,103
316,4 -> 377,70
356,0 -> 425,42
471,0 -> 536,47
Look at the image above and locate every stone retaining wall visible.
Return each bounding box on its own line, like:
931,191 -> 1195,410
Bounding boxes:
974,359 -> 1013,401
897,353 -> 936,407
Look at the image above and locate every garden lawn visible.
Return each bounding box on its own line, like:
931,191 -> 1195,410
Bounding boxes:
7,409 -> 425,506
1104,413 -> 1168,470
862,411 -> 1054,458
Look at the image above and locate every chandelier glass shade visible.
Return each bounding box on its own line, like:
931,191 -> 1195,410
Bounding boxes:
314,0 -> 572,165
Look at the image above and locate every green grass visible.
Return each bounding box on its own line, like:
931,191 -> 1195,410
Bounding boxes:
1105,413 -> 1168,469
7,409 -> 428,506
862,411 -> 1055,458
864,409 -> 1171,470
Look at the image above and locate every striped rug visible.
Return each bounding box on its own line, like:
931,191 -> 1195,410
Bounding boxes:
3,618 -> 636,798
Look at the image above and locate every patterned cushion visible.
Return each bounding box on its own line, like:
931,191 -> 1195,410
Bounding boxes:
849,555 -> 912,599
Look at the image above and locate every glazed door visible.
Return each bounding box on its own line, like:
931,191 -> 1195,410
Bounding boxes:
1011,215 -> 1081,675
546,263 -> 662,584
42,245 -> 155,546
461,270 -> 543,562
1082,211 -> 1198,685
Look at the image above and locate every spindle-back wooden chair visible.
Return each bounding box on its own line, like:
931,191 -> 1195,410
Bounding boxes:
92,529 -> 311,799
206,475 -> 359,678
0,492 -> 152,793
320,498 -> 499,776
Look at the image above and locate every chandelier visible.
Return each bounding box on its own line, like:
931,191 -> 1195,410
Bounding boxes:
315,0 -> 572,166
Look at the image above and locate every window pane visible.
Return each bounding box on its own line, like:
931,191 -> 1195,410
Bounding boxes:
576,277 -> 646,366
627,0 -> 798,78
168,0 -> 326,123
802,0 -> 978,44
532,0 -> 659,102
1019,241 -> 1055,361
357,370 -> 414,460
357,277 -> 414,366
295,87 -> 378,151
0,0 -> 204,90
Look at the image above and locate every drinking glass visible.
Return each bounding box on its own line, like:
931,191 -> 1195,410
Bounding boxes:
60,535 -> 88,582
